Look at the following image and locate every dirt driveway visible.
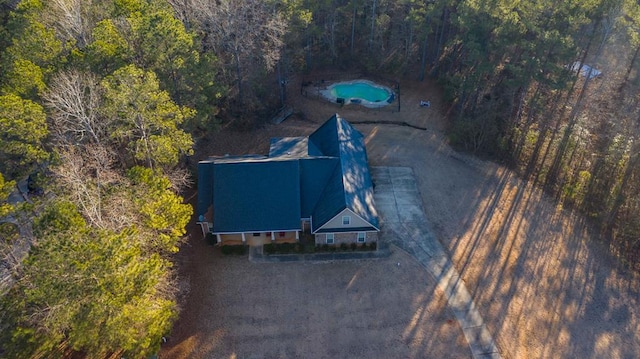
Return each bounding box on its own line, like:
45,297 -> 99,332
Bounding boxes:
163,76 -> 640,358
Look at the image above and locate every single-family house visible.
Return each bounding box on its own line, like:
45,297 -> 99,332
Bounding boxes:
196,114 -> 379,246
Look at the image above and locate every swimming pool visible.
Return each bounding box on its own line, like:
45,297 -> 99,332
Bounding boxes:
320,80 -> 394,108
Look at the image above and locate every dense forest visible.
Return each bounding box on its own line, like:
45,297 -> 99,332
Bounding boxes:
0,0 -> 639,356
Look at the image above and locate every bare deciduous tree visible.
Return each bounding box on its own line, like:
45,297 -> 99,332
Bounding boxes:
48,0 -> 92,47
164,166 -> 192,193
187,0 -> 287,104
51,145 -> 121,230
44,70 -> 106,146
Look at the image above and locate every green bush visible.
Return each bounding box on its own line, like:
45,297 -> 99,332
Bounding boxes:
263,242 -> 307,255
340,243 -> 348,251
264,243 -> 276,254
350,243 -> 358,251
221,245 -> 246,255
221,245 -> 233,255
370,242 -> 377,250
280,242 -> 292,253
205,233 -> 217,246
322,244 -> 329,252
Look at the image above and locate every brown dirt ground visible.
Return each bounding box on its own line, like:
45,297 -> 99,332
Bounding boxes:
162,75 -> 640,358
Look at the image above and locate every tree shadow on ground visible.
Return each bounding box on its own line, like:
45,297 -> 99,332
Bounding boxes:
360,122 -> 640,358
427,159 -> 640,358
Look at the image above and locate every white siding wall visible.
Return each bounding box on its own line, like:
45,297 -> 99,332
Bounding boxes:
317,208 -> 373,231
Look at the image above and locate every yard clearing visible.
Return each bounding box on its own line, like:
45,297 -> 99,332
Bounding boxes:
162,243 -> 468,358
162,75 -> 640,358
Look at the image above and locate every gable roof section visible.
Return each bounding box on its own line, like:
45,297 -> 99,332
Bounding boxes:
299,157 -> 339,218
339,129 -> 378,228
269,137 -> 308,158
309,114 -> 379,232
308,116 -> 341,156
313,208 -> 378,233
212,159 -> 301,233
196,161 -> 215,218
197,155 -> 268,219
309,162 -> 345,229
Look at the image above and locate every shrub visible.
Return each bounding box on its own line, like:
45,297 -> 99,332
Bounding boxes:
306,244 -> 316,253
340,243 -> 348,251
370,242 -> 377,250
264,243 -> 276,254
205,233 -> 217,246
221,245 -> 233,255
322,244 -> 329,252
350,243 -> 358,251
221,245 -> 246,255
280,242 -> 292,253
329,245 -> 337,252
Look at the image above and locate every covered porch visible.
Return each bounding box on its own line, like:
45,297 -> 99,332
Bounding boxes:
215,230 -> 300,247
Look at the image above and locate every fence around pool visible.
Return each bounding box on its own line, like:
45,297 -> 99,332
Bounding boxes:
300,72 -> 401,113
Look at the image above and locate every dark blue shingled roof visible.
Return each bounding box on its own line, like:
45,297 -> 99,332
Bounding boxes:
196,114 -> 378,234
309,163 -> 346,230
197,155 -> 269,219
339,130 -> 378,227
308,114 -> 379,232
212,160 -> 301,233
299,157 -> 339,218
196,161 -> 215,219
269,137 -> 308,158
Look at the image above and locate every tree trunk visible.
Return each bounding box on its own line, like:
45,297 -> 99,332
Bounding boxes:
606,143 -> 639,233
234,50 -> 243,105
277,60 -> 284,107
622,43 -> 640,89
305,32 -> 312,70
406,18 -> 414,60
329,13 -> 337,60
512,83 -> 541,161
369,0 -> 376,53
431,7 -> 448,76
351,4 -> 356,55
545,21 -> 607,189
524,90 -> 563,182
418,18 -> 430,81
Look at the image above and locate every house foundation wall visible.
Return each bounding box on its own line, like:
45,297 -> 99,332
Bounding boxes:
314,231 -> 378,245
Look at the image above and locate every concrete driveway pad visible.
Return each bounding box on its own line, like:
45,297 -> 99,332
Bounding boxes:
372,167 -> 502,359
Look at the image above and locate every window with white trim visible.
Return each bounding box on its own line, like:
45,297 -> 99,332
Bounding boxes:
342,216 -> 351,225
326,233 -> 334,244
357,232 -> 366,243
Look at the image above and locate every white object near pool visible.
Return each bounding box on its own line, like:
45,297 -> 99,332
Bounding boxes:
320,80 -> 395,108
